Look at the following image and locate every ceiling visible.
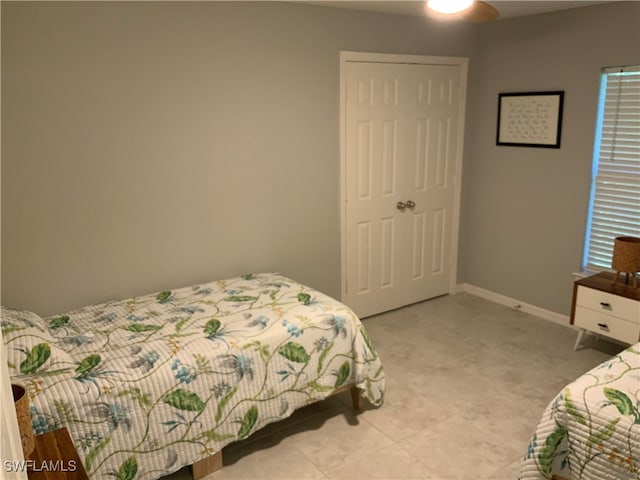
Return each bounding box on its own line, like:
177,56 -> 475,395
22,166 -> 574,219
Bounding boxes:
298,1 -> 613,21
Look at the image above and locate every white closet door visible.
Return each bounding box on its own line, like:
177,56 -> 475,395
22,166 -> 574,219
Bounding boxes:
403,64 -> 461,307
343,60 -> 463,318
344,62 -> 408,317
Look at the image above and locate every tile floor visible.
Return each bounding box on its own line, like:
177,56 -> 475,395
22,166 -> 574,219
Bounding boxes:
163,292 -> 626,480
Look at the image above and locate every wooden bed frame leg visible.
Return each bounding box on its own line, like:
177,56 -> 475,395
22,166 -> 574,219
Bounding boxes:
191,450 -> 223,480
350,386 -> 362,411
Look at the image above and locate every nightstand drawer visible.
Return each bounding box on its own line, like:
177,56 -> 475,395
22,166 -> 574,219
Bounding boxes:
574,306 -> 640,344
576,286 -> 640,324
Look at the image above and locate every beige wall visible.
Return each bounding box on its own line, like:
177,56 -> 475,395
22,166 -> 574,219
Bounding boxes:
1,1 -> 476,316
458,1 -> 640,314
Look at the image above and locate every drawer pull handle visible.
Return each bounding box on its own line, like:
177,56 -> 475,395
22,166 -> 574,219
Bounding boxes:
600,302 -> 612,310
597,323 -> 610,332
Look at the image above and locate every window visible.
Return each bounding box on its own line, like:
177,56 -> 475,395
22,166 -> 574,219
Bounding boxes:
584,65 -> 640,271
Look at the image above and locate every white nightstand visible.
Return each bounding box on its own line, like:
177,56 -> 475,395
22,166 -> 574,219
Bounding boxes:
570,271 -> 640,350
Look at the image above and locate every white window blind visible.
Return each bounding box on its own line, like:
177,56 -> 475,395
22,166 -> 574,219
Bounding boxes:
584,65 -> 640,270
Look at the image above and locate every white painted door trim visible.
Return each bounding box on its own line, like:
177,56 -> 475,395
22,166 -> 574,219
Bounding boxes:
339,51 -> 468,308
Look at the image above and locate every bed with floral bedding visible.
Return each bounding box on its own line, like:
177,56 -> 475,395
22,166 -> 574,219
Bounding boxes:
2,273 -> 385,480
519,342 -> 639,480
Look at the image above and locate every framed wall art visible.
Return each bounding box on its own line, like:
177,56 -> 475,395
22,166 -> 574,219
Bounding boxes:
496,91 -> 564,148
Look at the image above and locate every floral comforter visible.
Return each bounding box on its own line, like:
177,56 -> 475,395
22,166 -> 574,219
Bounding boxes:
519,343 -> 639,480
2,273 -> 385,480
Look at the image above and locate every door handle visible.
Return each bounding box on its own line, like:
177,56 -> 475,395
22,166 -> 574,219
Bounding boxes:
406,200 -> 416,210
396,201 -> 407,212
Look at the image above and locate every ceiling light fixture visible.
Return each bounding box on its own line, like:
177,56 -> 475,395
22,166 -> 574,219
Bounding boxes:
426,0 -> 474,15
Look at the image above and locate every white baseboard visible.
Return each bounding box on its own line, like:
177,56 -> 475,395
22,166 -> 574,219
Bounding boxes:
455,283 -> 570,327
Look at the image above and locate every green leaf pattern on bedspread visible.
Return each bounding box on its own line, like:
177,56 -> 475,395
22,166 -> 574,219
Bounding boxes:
2,273 -> 385,480
519,344 -> 640,480
19,343 -> 51,374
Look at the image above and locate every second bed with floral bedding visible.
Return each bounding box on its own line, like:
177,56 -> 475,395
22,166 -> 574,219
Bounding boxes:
3,273 -> 385,480
519,342 -> 639,480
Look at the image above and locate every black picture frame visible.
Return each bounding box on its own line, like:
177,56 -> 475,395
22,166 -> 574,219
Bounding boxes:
496,91 -> 564,148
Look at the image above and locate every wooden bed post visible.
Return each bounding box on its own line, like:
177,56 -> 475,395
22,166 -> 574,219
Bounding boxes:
350,386 -> 362,411
191,450 -> 223,480
332,384 -> 362,410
